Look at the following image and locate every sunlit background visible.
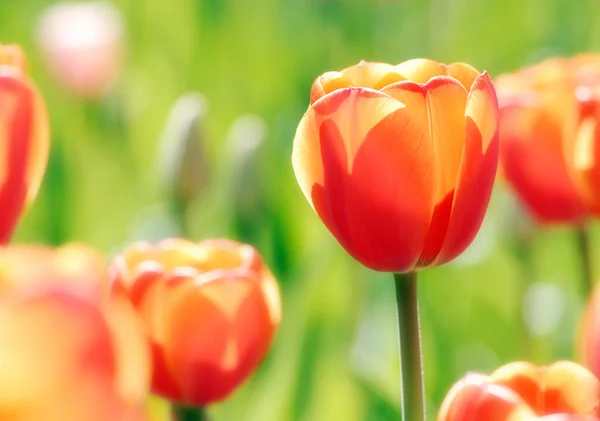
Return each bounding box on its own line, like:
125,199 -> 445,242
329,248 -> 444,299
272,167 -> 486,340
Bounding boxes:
2,0 -> 600,419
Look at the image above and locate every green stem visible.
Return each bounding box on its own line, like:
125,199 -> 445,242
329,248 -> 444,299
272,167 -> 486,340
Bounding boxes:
576,224 -> 594,298
511,230 -> 535,360
172,404 -> 208,421
394,272 -> 425,421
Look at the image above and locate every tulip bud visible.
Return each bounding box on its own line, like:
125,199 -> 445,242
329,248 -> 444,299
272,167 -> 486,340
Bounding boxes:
158,93 -> 209,221
438,361 -> 600,421
293,59 -> 499,272
109,238 -> 281,406
37,1 -> 124,99
0,44 -> 50,244
0,282 -> 150,421
226,114 -> 267,238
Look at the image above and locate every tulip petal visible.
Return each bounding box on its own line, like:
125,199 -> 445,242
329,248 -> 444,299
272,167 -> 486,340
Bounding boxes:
438,373 -> 535,421
447,62 -> 481,91
165,275 -> 272,405
382,77 -> 469,264
500,104 -> 586,223
293,87 -> 436,272
310,62 -> 405,104
565,89 -> 600,214
396,58 -> 449,84
0,72 -> 49,244
542,361 -> 599,416
432,72 -> 499,266
491,361 -> 600,416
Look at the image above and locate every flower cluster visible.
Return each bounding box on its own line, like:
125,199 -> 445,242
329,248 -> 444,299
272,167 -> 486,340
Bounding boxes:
3,17 -> 600,421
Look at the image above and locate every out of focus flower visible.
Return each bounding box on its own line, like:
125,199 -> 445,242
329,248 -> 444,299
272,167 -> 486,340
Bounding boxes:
292,59 -> 499,272
37,1 -> 124,99
563,56 -> 600,215
0,282 -> 150,421
0,243 -> 106,292
496,54 -> 600,223
579,282 -> 600,379
0,44 -> 49,244
109,238 -> 281,406
438,361 -> 599,421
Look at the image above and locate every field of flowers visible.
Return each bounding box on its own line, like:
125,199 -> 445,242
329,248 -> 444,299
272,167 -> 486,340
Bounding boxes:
2,0 -> 600,420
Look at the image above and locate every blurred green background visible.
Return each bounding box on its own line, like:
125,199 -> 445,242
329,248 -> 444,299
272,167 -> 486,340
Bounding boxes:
2,0 -> 600,419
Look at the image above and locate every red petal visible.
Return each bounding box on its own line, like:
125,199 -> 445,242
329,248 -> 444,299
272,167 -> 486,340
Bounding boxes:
433,72 -> 499,265
293,87 -> 436,271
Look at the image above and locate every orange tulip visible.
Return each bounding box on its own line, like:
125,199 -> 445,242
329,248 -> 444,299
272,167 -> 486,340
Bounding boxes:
438,361 -> 599,421
0,243 -> 107,292
0,44 -> 49,243
109,238 -> 281,406
0,282 -> 150,421
292,59 -> 499,272
496,54 -> 600,223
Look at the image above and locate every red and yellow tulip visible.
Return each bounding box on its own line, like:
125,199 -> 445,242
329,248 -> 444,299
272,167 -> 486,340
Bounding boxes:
292,59 -> 499,272
0,282 -> 150,421
109,238 -> 281,406
438,361 -> 599,421
496,54 -> 600,223
0,44 -> 49,243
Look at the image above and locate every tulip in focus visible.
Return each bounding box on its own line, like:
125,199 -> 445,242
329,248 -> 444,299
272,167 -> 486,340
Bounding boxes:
438,361 -> 599,421
0,44 -> 49,244
37,1 -> 124,99
0,282 -> 150,421
109,238 -> 281,406
292,59 -> 500,272
0,243 -> 107,292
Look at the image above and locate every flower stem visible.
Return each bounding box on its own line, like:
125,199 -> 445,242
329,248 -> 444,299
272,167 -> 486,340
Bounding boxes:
394,272 -> 425,421
172,404 -> 208,421
511,230 -> 536,360
576,224 -> 594,298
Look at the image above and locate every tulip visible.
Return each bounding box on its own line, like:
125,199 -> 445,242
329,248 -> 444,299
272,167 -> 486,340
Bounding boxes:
438,361 -> 600,421
579,282 -> 600,379
0,243 -> 107,292
0,44 -> 50,244
37,1 -> 124,99
292,59 -> 499,273
496,57 -> 589,224
563,55 -> 600,216
0,282 -> 150,421
109,238 -> 281,407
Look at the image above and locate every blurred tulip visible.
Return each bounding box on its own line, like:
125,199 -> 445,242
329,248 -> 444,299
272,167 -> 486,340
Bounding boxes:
37,1 -> 124,99
0,282 -> 150,421
580,282 -> 600,379
496,54 -> 600,223
563,56 -> 600,215
438,361 -> 599,421
292,59 -> 499,272
0,243 -> 106,292
0,44 -> 50,244
109,238 -> 281,406
496,57 -> 588,224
